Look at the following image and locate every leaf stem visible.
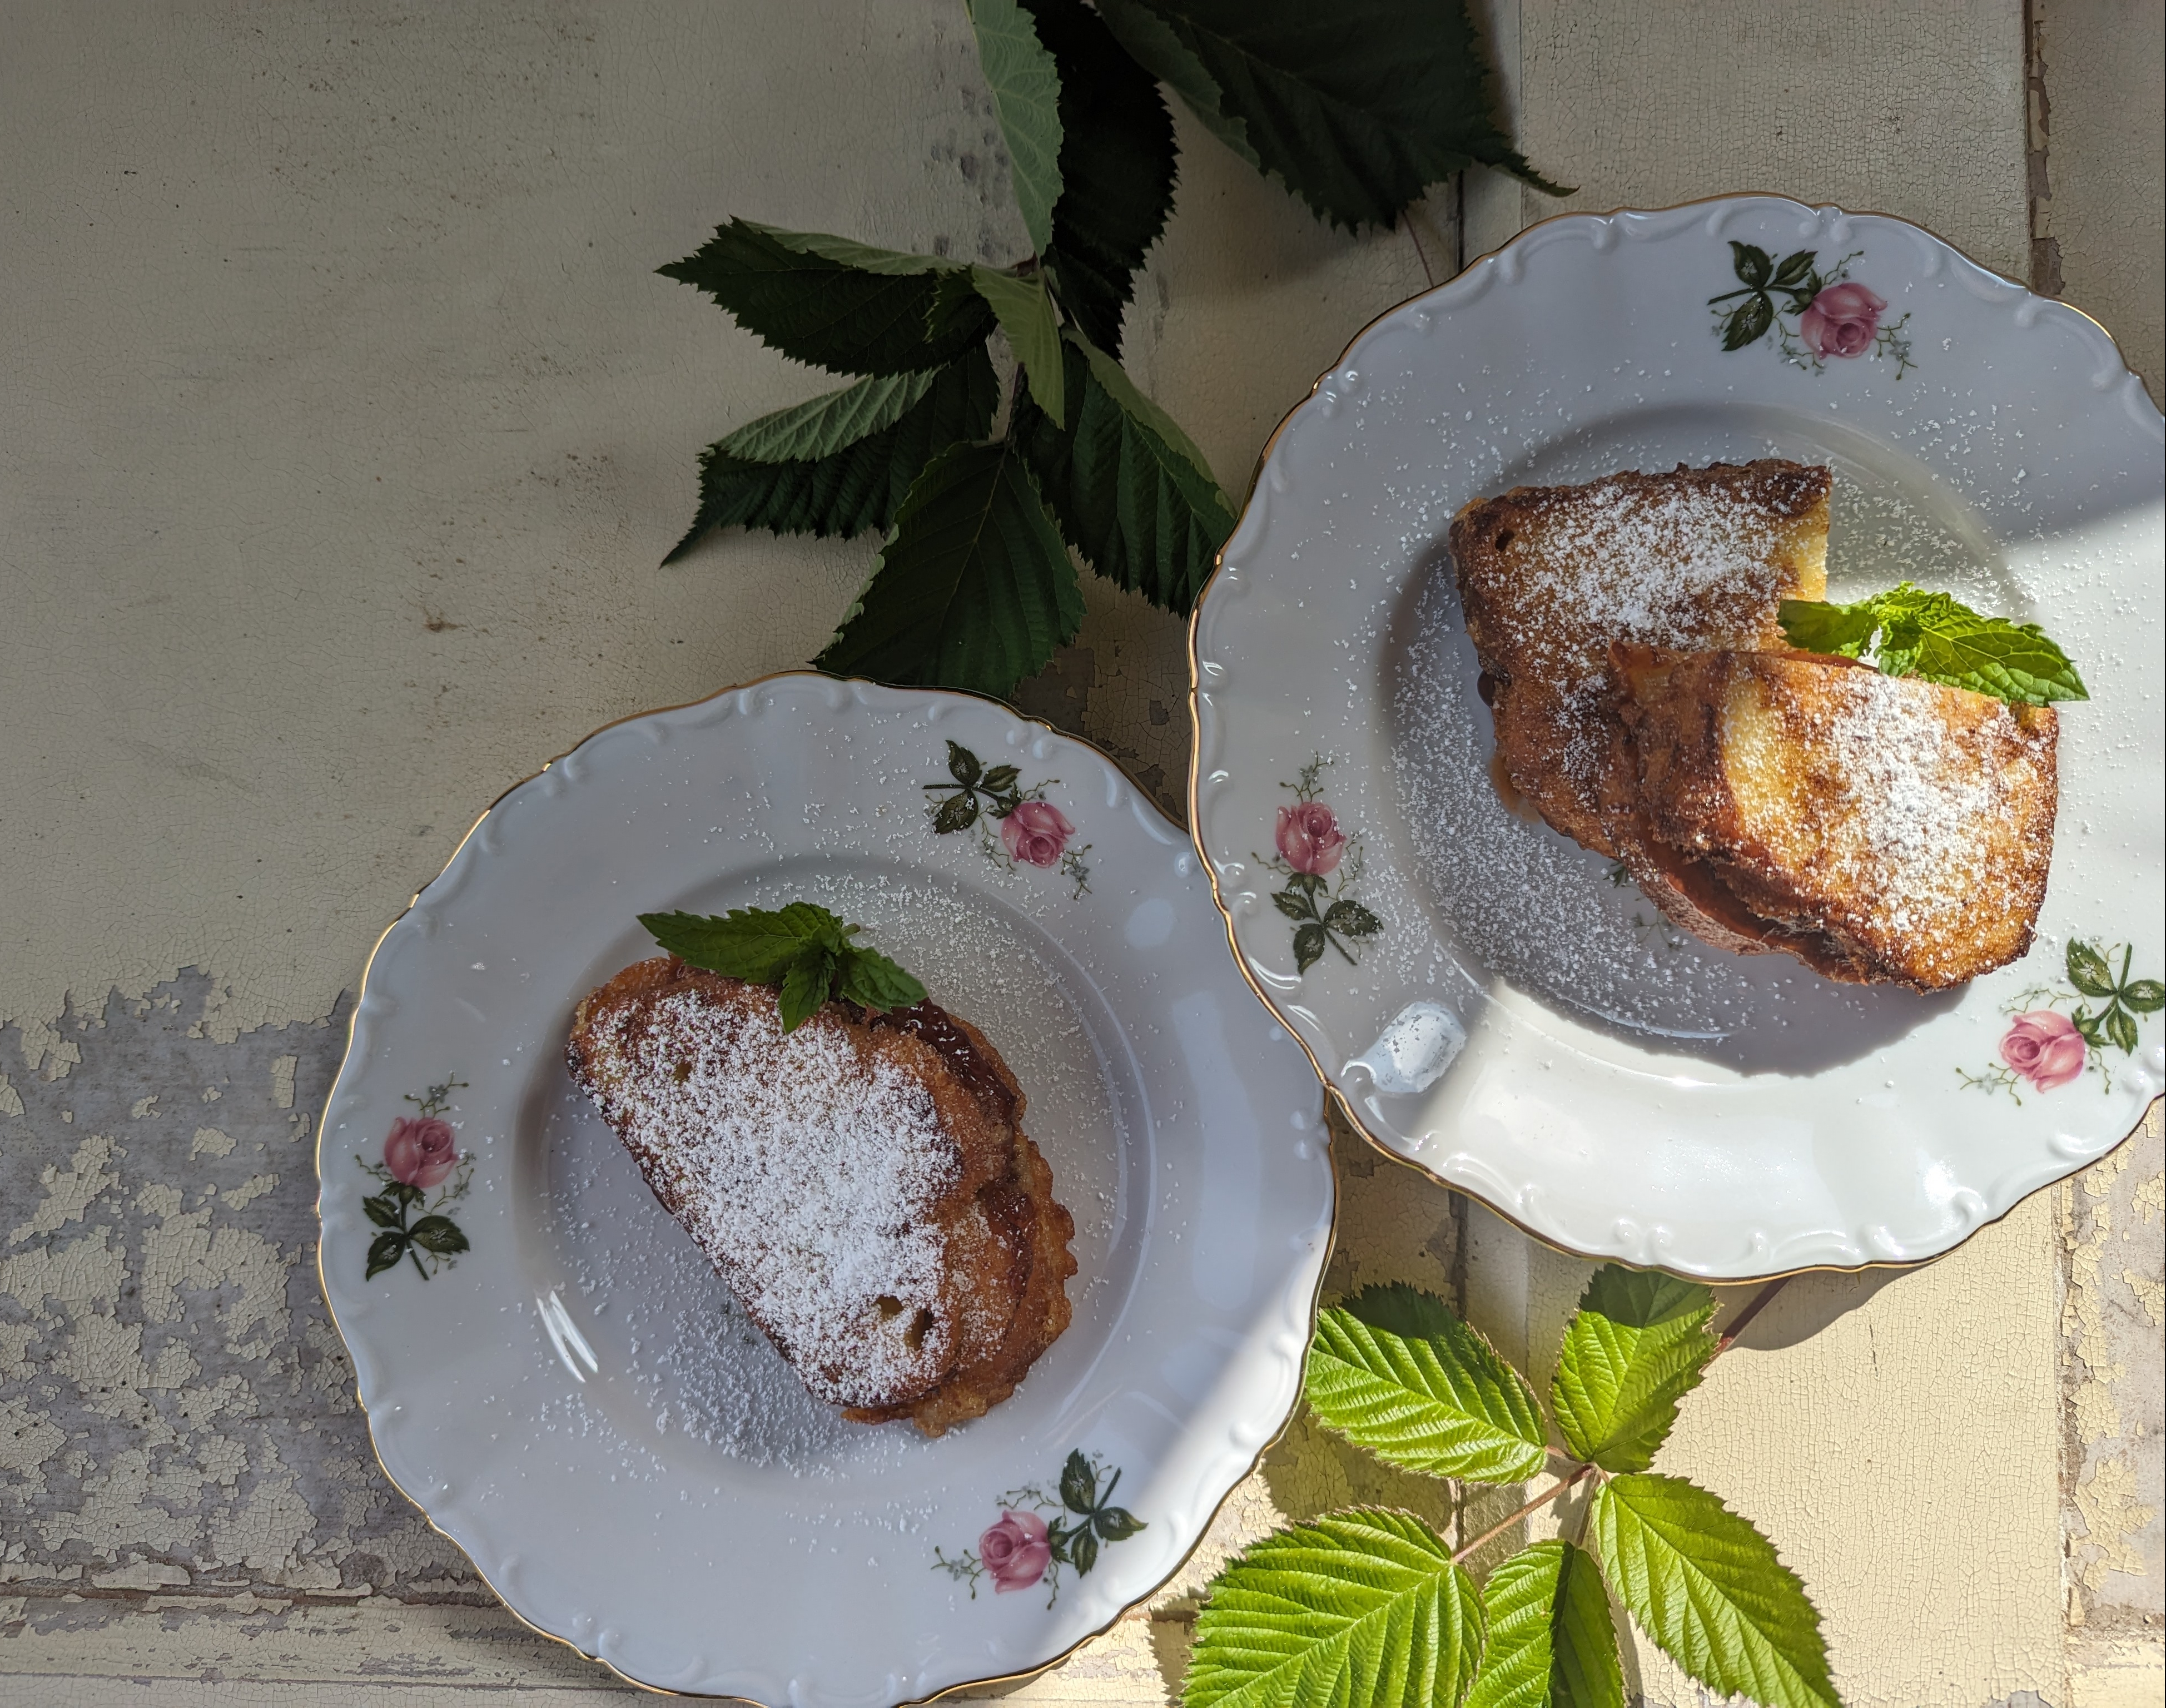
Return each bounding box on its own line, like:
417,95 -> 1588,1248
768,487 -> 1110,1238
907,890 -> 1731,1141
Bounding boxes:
1715,1276 -> 1790,1353
1452,1463 -> 1597,1563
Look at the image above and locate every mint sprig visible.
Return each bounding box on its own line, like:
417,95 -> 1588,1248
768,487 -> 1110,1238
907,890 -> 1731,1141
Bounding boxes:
639,904 -> 927,1032
1778,582 -> 2088,705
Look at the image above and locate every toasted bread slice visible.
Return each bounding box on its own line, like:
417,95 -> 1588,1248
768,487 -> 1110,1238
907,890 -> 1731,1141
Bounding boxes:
566,957 -> 1075,1437
1609,648 -> 2059,989
1450,461 -> 1830,856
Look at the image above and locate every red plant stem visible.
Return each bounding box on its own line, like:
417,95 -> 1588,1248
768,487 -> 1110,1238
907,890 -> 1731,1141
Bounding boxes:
1453,1463 -> 1597,1564
1717,1275 -> 1791,1353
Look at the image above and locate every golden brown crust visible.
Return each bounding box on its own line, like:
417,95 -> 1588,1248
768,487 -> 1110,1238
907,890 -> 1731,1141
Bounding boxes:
1450,460 -> 1831,856
565,958 -> 1074,1436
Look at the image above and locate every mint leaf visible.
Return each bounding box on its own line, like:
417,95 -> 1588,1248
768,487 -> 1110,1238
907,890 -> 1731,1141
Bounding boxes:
777,947 -> 837,1033
639,906 -> 846,983
1775,598 -> 1880,657
834,945 -> 927,1015
663,348 -> 997,559
1019,0 -> 1177,356
1184,1510 -> 1484,1708
1465,1540 -> 1623,1708
658,219 -> 993,376
1012,332 -> 1235,612
1306,1285 -> 1549,1486
970,266 -> 1066,423
1777,584 -> 2087,705
1551,1265 -> 1716,1473
967,0 -> 1065,255
1096,0 -> 1566,232
717,370 -> 942,464
816,439 -> 1084,694
1590,1474 -> 1839,1708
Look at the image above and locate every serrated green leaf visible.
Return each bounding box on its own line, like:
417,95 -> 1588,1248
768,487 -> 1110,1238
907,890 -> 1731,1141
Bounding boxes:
2105,1005 -> 2139,1054
1721,295 -> 1774,351
717,370 -> 943,464
1465,1541 -> 1623,1708
932,791 -> 981,833
1019,0 -> 1177,355
1273,891 -> 1311,921
1184,1510 -> 1484,1708
1097,0 -> 1564,232
408,1215 -> 469,1257
362,1194 -> 403,1230
663,346 -> 998,559
1776,598 -> 1880,657
1729,242 -> 1773,289
658,219 -> 993,375
2067,940 -> 2118,998
947,741 -> 983,785
1061,1449 -> 1098,1513
1327,900 -> 1383,939
1011,334 -> 1234,612
1590,1475 -> 1839,1708
971,266 -> 1066,423
1293,922 -> 1327,973
834,946 -> 928,1016
777,946 -> 836,1032
1551,1266 -> 1716,1473
1095,1505 -> 1146,1541
1770,250 -> 1816,290
365,1232 -> 408,1279
1773,584 -> 2086,705
1307,1285 -> 1549,1486
968,0 -> 1065,255
816,439 -> 1084,695
640,905 -> 848,982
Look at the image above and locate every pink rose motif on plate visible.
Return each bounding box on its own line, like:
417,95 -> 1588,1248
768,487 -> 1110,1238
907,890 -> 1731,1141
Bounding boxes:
978,1511 -> 1052,1594
1275,801 -> 1348,876
1000,800 -> 1075,869
384,1115 -> 460,1189
1797,281 -> 1888,359
1998,1010 -> 2088,1093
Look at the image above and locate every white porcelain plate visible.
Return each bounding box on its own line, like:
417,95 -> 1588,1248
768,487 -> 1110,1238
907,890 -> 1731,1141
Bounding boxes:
1191,196 -> 2163,1279
317,674 -> 1334,1705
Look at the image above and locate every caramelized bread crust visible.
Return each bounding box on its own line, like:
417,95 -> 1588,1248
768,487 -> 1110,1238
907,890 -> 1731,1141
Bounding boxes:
566,958 -> 1075,1437
1609,648 -> 2059,989
1450,460 -> 1831,856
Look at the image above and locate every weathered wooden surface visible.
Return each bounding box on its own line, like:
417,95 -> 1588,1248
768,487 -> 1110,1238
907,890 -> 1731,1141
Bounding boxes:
2,1 -> 2160,1703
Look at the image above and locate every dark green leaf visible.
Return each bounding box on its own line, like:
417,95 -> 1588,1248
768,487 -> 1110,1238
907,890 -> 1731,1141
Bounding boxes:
658,219 -> 993,375
1012,337 -> 1233,613
967,0 -> 1066,255
1096,0 -> 1564,232
2105,1005 -> 2139,1054
640,904 -> 850,983
388,1181 -> 424,1209
362,1194 -> 404,1230
1326,899 -> 1383,939
1552,1265 -> 1716,1473
1095,1506 -> 1146,1541
980,764 -> 1021,792
662,346 -> 998,559
1293,922 -> 1328,972
932,791 -> 981,833
1061,1449 -> 1098,1513
1306,1284 -> 1549,1485
1184,1510 -> 1484,1708
947,740 -> 984,786
2074,1009 -> 2104,1046
2119,979 -> 2164,1014
1721,295 -> 1774,351
1590,1474 -> 1838,1708
816,439 -> 1085,696
835,946 -> 928,1015
1070,1525 -> 1101,1577
1465,1540 -> 1624,1708
1730,242 -> 1773,288
1274,890 -> 1313,921
718,370 -> 943,463
1020,0 -> 1178,355
777,947 -> 837,1032
2066,940 -> 2117,998
1770,249 -> 1816,289
408,1215 -> 470,1257
1291,871 -> 1325,896
970,266 -> 1066,421
365,1232 -> 407,1279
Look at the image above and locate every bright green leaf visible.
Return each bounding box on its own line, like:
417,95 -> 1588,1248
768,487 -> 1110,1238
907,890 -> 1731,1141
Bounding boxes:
1551,1266 -> 1716,1473
816,439 -> 1084,696
967,0 -> 1066,255
663,347 -> 997,559
1184,1510 -> 1485,1708
1775,598 -> 1880,658
1011,332 -> 1234,612
658,219 -> 992,375
1590,1474 -> 1839,1708
971,266 -> 1066,423
1305,1284 -> 1549,1486
717,370 -> 942,464
1019,0 -> 1178,355
1096,0 -> 1566,232
1775,584 -> 2086,705
1465,1541 -> 1623,1708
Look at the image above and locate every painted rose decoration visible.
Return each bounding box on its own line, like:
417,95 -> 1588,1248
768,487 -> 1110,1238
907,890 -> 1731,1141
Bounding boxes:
1710,241 -> 1912,376
1797,281 -> 1887,359
1997,1010 -> 2088,1093
935,1450 -> 1144,1607
1001,800 -> 1075,869
383,1114 -> 460,1189
1275,800 -> 1347,876
358,1077 -> 475,1279
1259,757 -> 1380,974
977,1511 -> 1053,1594
1963,941 -> 2162,1102
924,739 -> 1090,895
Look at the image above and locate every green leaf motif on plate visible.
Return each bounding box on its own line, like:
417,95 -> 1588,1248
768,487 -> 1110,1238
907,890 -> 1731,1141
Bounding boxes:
1465,1540 -> 1623,1708
966,0 -> 1066,256
1184,1510 -> 1486,1708
1306,1284 -> 1549,1486
1551,1265 -> 1716,1473
1589,1474 -> 1840,1708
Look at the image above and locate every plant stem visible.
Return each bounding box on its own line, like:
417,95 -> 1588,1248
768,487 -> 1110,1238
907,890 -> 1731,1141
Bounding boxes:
1716,1275 -> 1790,1353
1452,1463 -> 1596,1564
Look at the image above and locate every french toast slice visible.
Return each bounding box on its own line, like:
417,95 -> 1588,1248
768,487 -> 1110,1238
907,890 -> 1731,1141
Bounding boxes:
566,957 -> 1075,1437
1450,460 -> 1830,856
1608,647 -> 2059,989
